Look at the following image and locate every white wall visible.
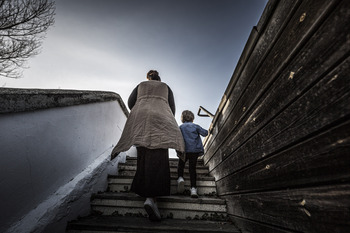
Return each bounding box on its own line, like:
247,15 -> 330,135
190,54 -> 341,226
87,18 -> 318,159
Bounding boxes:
0,100 -> 136,233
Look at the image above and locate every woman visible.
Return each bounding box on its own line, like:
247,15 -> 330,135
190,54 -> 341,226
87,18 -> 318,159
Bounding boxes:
111,70 -> 185,221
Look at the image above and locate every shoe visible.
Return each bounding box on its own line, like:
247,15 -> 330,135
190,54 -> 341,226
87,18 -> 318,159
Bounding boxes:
177,177 -> 185,193
144,198 -> 161,221
190,187 -> 198,198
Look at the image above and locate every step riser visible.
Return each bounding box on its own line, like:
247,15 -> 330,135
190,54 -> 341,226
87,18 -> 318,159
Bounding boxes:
121,159 -> 204,167
92,206 -> 227,220
69,230 -> 137,233
109,178 -> 216,186
118,170 -> 210,177
118,165 -> 209,174
67,156 -> 236,232
91,199 -> 226,212
68,231 -> 116,233
69,230 -> 149,233
108,184 -> 217,195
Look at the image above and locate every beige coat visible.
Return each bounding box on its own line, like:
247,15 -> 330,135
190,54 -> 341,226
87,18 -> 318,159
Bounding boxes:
111,80 -> 185,159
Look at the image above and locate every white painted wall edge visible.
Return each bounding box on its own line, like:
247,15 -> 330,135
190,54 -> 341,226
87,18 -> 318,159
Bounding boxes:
6,146 -> 136,233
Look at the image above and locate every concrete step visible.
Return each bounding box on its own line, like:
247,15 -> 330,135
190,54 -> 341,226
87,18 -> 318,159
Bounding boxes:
107,175 -> 217,195
67,215 -> 240,233
118,170 -> 211,178
118,164 -> 210,176
90,192 -> 227,221
123,156 -> 205,167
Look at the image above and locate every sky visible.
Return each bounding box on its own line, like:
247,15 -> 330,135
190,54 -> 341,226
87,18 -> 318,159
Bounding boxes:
2,0 -> 267,132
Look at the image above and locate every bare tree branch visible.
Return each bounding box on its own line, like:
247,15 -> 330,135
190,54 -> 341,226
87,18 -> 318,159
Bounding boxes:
0,0 -> 55,78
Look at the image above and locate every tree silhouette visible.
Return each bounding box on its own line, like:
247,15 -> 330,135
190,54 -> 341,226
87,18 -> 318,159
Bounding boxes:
0,0 -> 55,78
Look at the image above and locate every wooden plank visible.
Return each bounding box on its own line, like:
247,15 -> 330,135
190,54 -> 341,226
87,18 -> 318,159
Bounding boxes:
215,0 -> 280,117
205,25 -> 259,146
224,184 -> 350,232
203,0 -> 302,165
212,26 -> 259,124
208,0 -> 350,178
216,120 -> 350,195
204,0 -> 339,167
207,0 -> 342,168
256,0 -> 280,33
211,55 -> 350,181
229,215 -> 297,233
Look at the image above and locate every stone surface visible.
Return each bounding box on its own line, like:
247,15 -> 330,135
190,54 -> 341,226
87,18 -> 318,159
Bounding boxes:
0,88 -> 128,115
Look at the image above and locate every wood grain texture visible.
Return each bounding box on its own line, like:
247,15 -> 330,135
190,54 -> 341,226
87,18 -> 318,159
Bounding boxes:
204,0 -> 302,166
207,0 -> 348,179
225,184 -> 350,233
216,120 -> 350,195
204,0 -> 340,169
202,0 -> 350,232
212,54 -> 350,181
229,215 -> 297,233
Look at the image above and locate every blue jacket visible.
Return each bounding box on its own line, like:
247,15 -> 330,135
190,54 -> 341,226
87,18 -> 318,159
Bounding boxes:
180,122 -> 208,154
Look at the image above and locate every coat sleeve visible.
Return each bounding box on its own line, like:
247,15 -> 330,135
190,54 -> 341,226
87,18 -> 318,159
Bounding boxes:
128,85 -> 139,110
167,86 -> 176,115
197,125 -> 208,137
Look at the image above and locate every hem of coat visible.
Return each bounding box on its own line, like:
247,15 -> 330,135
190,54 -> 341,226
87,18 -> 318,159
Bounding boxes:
111,144 -> 184,160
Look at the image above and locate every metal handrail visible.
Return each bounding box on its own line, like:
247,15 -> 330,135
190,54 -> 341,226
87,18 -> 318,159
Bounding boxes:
197,106 -> 214,118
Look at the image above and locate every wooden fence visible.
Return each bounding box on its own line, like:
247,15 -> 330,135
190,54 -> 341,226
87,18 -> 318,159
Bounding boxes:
203,0 -> 350,232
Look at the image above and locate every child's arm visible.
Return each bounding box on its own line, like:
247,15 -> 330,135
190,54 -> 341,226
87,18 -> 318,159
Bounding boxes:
196,125 -> 208,137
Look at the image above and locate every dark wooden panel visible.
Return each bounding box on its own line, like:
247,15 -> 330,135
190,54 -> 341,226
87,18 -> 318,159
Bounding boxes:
224,184 -> 350,233
203,0 -> 302,165
256,0 -> 280,33
212,54 -> 350,183
204,0 -> 340,168
206,26 -> 259,144
211,54 -> 350,181
208,0 -> 350,178
229,215 -> 297,233
216,120 -> 350,195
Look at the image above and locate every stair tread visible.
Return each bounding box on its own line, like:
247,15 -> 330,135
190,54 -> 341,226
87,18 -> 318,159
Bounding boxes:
118,164 -> 209,170
125,156 -> 204,162
67,215 -> 239,233
109,175 -> 215,181
92,192 -> 224,204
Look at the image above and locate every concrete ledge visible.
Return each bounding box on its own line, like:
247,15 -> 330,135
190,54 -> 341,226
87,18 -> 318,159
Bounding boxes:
0,88 -> 129,116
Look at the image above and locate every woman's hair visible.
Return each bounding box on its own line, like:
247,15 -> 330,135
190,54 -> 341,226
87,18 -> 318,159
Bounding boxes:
147,70 -> 161,81
181,110 -> 194,123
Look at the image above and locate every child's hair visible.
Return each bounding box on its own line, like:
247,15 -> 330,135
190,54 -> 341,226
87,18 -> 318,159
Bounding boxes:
181,110 -> 194,123
147,70 -> 161,81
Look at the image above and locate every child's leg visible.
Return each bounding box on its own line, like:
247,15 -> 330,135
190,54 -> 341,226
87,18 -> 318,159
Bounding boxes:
188,153 -> 199,188
177,156 -> 187,193
177,157 -> 186,178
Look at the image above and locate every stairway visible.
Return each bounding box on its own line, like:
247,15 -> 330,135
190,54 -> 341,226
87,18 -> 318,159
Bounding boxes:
66,157 -> 240,232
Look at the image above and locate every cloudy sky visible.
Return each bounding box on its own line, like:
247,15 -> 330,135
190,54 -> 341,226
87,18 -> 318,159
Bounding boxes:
2,0 -> 267,130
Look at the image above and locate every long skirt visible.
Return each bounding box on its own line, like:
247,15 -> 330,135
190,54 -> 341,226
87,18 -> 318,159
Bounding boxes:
130,147 -> 171,197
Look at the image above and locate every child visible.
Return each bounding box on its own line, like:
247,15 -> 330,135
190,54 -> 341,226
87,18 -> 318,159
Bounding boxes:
177,110 -> 208,198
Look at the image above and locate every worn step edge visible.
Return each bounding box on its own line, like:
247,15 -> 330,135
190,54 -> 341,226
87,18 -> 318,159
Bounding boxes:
91,206 -> 227,220
118,171 -> 212,178
108,175 -> 216,186
125,156 -> 204,163
118,164 -> 209,172
67,216 -> 239,233
121,161 -> 205,168
91,200 -> 226,212
108,185 -> 217,196
92,192 -> 224,205
108,175 -> 215,182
